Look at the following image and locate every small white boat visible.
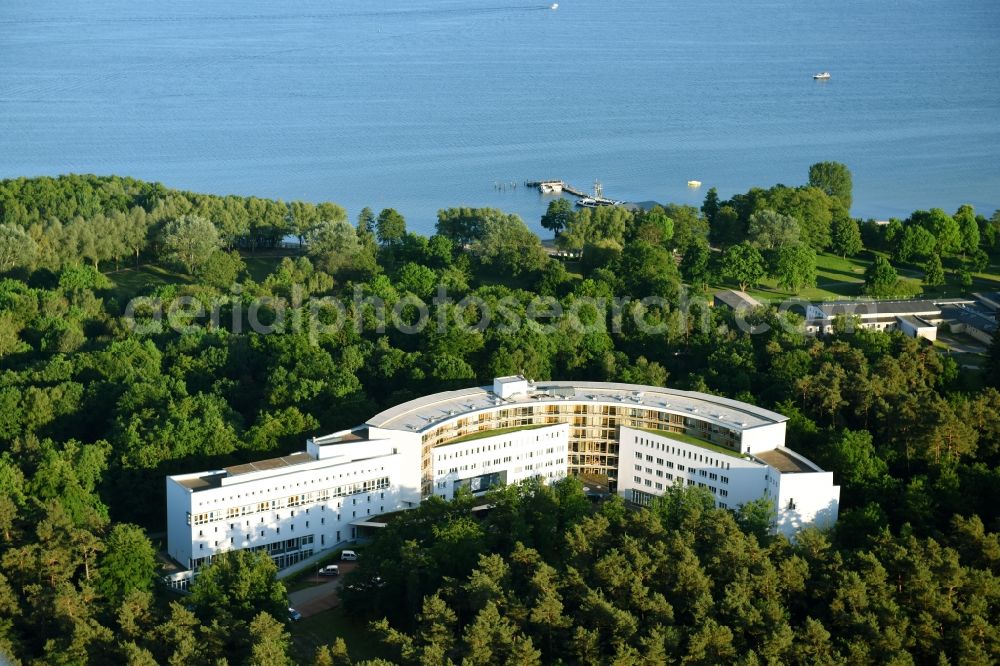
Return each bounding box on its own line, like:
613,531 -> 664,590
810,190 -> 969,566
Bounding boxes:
687,180 -> 702,188
813,71 -> 831,80
550,3 -> 558,9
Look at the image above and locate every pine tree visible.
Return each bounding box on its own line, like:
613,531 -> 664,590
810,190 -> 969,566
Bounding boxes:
923,254 -> 946,287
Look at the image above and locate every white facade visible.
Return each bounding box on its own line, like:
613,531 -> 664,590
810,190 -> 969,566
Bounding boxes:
896,315 -> 938,341
430,423 -> 569,500
493,375 -> 530,399
166,378 -> 840,577
617,426 -> 839,537
166,429 -> 420,572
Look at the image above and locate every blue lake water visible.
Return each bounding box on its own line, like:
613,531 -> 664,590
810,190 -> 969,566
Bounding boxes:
1,0 -> 999,235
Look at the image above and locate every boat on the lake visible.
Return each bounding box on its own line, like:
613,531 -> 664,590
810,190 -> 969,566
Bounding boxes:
813,71 -> 831,80
576,196 -> 623,208
550,3 -> 558,9
575,180 -> 623,208
687,180 -> 702,188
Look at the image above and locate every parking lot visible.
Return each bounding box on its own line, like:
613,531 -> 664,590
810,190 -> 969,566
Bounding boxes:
288,561 -> 358,618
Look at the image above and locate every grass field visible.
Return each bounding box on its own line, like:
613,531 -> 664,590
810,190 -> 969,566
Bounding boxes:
105,253 -> 291,301
716,250 -> 1000,303
105,263 -> 193,302
244,253 -> 299,282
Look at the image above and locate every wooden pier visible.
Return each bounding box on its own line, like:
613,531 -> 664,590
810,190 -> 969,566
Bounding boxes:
525,180 -> 588,198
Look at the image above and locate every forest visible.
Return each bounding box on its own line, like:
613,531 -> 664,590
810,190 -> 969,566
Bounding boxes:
1,171 -> 1000,664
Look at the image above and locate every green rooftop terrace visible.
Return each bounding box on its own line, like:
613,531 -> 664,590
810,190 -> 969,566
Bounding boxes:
633,426 -> 747,459
443,423 -> 551,445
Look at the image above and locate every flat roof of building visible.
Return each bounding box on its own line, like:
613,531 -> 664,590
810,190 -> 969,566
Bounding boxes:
812,298 -> 973,319
941,304 -> 998,334
366,381 -> 787,434
896,314 -> 936,329
714,290 -> 763,310
173,452 -> 317,491
973,292 -> 1000,311
224,452 -> 314,477
754,448 -> 818,473
175,474 -> 223,491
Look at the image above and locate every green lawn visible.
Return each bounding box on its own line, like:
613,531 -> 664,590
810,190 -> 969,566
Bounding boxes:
104,253 -> 291,302
105,263 -> 192,301
717,250 -> 1000,303
739,251 -> 873,301
243,254 -> 292,282
634,426 -> 746,459
445,423 -> 550,445
290,608 -> 390,663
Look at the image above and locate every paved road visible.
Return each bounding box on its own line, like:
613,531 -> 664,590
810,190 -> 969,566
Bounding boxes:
288,562 -> 357,618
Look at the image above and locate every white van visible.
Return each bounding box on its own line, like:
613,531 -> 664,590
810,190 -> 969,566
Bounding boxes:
341,550 -> 358,561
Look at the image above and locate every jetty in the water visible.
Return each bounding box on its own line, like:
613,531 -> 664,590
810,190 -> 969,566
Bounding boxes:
525,180 -> 589,197
526,179 -> 626,208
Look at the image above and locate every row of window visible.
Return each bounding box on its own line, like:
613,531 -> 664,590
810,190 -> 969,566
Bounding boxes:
629,488 -> 729,510
196,465 -> 390,506
633,475 -> 729,497
635,439 -> 736,471
434,437 -> 564,463
190,545 -> 316,572
190,477 -> 391,525
634,457 -> 731,484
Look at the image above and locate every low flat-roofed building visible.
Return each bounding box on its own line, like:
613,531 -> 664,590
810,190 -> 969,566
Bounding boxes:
942,303 -> 998,344
896,315 -> 938,341
804,298 -> 973,334
714,289 -> 763,311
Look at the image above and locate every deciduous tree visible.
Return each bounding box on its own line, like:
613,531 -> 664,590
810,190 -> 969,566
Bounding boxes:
721,243 -> 765,291
161,215 -> 222,274
808,161 -> 853,210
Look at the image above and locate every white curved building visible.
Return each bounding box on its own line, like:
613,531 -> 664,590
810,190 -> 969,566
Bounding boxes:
166,377 -> 839,576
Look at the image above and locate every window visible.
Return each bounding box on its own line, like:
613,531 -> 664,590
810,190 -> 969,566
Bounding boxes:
634,476 -> 642,483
